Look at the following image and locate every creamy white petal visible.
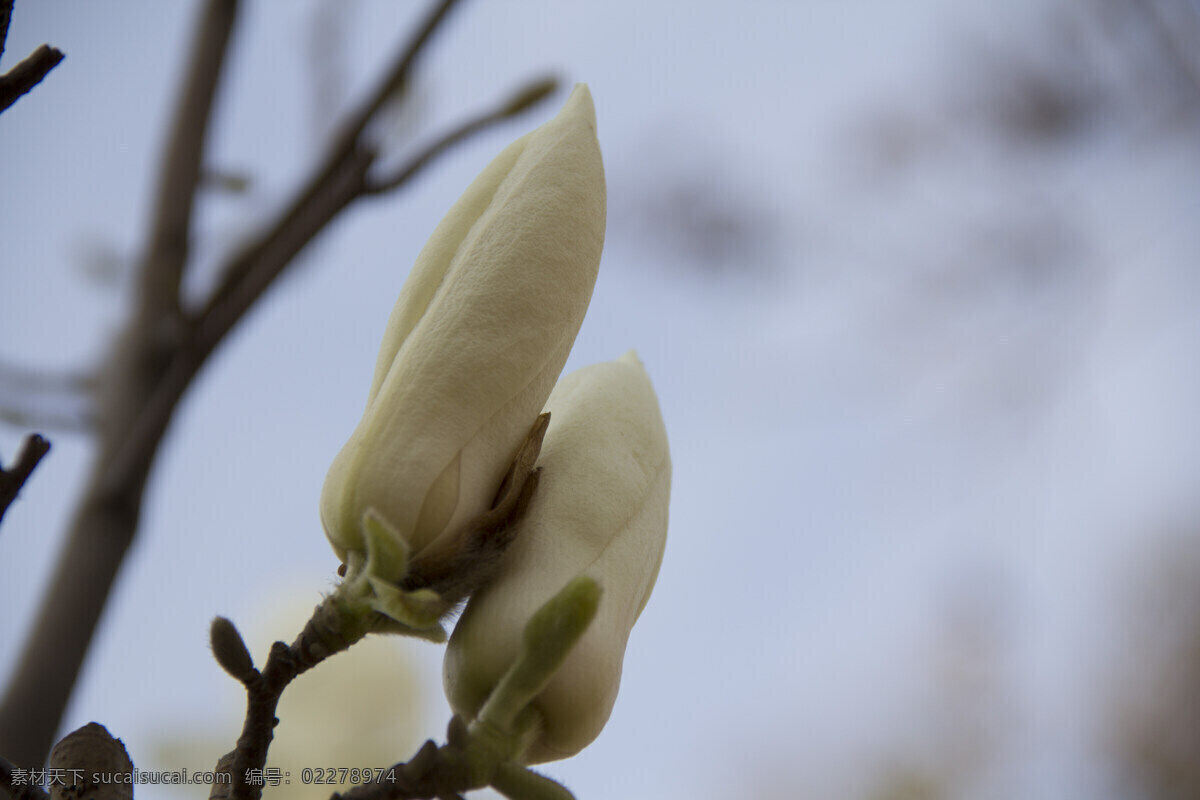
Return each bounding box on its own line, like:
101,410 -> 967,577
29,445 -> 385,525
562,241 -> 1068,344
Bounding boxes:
321,84 -> 605,562
444,351 -> 671,763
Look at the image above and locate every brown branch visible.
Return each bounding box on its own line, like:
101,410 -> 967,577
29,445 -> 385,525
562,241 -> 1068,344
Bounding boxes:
216,426 -> 548,800
330,741 -> 445,800
1,0 -> 15,62
105,145 -> 374,496
196,0 -> 466,333
213,603 -> 379,800
0,433 -> 49,527
0,0 -> 64,118
333,0 -> 464,155
138,0 -> 238,319
0,0 -> 243,769
330,741 -> 447,800
0,0 -> 554,770
0,43 -> 64,114
364,76 -> 558,196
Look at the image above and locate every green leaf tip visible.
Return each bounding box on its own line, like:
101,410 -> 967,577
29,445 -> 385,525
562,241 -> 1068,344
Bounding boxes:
522,576 -> 601,664
478,576 -> 602,730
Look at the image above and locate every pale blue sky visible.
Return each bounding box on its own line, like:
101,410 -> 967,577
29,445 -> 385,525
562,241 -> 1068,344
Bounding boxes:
3,2 -> 1200,798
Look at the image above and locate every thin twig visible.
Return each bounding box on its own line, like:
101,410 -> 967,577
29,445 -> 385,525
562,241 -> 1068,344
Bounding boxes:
332,0 -> 464,155
217,601 -> 382,800
0,0 -> 242,768
105,145 -> 375,495
216,420 -> 549,799
1,0 -> 14,62
0,433 -> 49,526
0,44 -> 64,114
364,76 -> 558,195
0,0 -> 555,769
197,0 -> 465,332
139,0 -> 238,319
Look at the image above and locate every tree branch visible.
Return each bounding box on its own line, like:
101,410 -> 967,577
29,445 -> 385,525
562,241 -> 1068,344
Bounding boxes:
0,0 -> 242,768
335,0 -> 464,154
138,0 -> 238,320
0,433 -> 49,527
1,0 -> 14,62
196,0 -> 466,331
212,603 -> 380,800
0,0 -> 556,769
364,76 -> 558,196
0,0 -> 64,117
0,43 -> 64,115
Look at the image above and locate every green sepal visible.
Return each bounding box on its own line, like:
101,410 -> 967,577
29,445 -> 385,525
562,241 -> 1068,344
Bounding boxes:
330,508 -> 449,642
361,508 -> 411,584
366,577 -> 448,641
478,575 -> 601,731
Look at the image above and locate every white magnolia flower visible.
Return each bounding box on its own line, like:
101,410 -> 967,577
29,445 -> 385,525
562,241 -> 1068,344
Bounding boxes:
320,84 -> 605,580
444,351 -> 671,763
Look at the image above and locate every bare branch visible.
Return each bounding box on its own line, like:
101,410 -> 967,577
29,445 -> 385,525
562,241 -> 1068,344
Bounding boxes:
0,433 -> 50,526
336,0 -> 464,152
214,602 -> 382,800
191,145 -> 375,358
0,43 -> 64,114
0,0 -> 559,769
197,0 -> 465,330
104,147 -> 375,494
1,1 -> 64,115
138,0 -> 238,320
305,0 -> 353,147
0,0 -> 242,769
364,76 -> 559,196
1,0 -> 14,62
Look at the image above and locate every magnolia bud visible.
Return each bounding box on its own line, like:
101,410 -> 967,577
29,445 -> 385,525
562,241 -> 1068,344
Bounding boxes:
444,351 -> 671,763
321,85 -> 605,576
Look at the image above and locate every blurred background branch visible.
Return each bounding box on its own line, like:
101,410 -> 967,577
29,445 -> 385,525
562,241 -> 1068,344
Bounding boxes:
0,0 -> 63,116
0,434 -> 49,528
0,0 -> 558,768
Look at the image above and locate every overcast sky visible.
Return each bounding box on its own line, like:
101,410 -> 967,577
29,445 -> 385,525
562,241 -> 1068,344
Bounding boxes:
4,2 -> 1200,798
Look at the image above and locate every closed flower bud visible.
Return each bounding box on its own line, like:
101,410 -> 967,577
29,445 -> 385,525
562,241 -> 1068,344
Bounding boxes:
320,85 -> 605,580
444,351 -> 671,763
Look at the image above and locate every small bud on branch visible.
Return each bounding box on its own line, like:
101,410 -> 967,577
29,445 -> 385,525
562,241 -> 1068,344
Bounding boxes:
209,617 -> 256,684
